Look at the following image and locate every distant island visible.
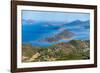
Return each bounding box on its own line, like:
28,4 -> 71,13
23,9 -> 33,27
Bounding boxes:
41,29 -> 75,43
22,40 -> 90,62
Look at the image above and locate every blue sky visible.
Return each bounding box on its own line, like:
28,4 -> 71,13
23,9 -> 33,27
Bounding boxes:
22,10 -> 90,22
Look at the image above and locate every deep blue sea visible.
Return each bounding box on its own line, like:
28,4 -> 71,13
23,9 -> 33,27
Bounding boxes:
22,20 -> 90,47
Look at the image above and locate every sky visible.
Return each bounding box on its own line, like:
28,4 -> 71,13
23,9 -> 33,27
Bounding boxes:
22,10 -> 90,23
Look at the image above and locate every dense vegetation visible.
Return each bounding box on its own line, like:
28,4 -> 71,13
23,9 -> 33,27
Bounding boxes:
22,40 -> 90,62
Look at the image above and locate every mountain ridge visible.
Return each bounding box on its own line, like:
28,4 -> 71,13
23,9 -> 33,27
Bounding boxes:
22,40 -> 90,62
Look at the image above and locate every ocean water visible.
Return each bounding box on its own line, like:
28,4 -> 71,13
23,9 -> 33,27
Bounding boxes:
22,20 -> 90,47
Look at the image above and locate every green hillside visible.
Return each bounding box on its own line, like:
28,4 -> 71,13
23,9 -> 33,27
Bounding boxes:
22,40 -> 90,62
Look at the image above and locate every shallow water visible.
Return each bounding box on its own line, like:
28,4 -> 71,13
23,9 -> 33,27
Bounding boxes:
22,20 -> 90,47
